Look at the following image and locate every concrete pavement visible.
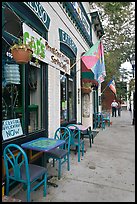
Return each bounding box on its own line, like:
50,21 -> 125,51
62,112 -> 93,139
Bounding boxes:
9,110 -> 135,202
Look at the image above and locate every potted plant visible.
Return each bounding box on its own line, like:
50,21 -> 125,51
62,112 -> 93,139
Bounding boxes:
10,37 -> 33,64
81,82 -> 93,94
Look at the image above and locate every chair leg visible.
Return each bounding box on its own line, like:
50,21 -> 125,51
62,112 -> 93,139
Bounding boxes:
89,137 -> 92,147
67,156 -> 70,171
58,159 -> 61,179
43,173 -> 47,197
78,146 -> 80,162
82,142 -> 84,156
6,178 -> 9,196
102,122 -> 105,130
92,133 -> 94,144
27,183 -> 31,202
94,122 -> 96,129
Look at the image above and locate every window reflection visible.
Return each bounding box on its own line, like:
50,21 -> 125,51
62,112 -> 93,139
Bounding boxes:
68,78 -> 75,121
28,63 -> 41,133
60,73 -> 76,124
60,74 -> 67,123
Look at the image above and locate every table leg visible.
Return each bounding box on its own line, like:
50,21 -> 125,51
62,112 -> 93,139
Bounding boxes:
43,153 -> 58,188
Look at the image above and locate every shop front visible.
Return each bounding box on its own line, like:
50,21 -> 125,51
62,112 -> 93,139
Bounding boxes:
2,2 -> 95,182
2,3 -> 52,181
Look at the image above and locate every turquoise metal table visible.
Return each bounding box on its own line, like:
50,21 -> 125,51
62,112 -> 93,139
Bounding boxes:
68,124 -> 92,147
21,137 -> 66,187
69,124 -> 99,147
21,137 -> 65,152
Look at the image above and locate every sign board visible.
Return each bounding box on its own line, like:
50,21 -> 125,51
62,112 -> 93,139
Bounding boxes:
59,28 -> 77,55
2,118 -> 23,141
23,23 -> 70,74
23,2 -> 50,31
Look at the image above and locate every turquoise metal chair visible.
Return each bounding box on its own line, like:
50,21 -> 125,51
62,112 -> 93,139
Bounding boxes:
3,144 -> 47,202
94,112 -> 105,130
102,112 -> 111,127
46,127 -> 71,180
94,112 -> 101,129
67,124 -> 84,162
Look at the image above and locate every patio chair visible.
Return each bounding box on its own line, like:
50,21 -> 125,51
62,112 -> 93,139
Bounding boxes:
3,144 -> 47,202
46,127 -> 71,180
94,112 -> 105,130
67,124 -> 84,162
102,112 -> 111,127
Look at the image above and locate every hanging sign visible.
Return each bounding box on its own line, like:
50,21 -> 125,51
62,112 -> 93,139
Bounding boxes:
2,118 -> 23,141
23,23 -> 70,74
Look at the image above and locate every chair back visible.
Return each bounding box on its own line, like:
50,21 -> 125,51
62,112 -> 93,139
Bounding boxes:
3,144 -> 30,183
103,112 -> 110,119
66,124 -> 81,145
54,127 -> 71,152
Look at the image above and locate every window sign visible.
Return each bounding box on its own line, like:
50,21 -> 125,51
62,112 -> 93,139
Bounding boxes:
23,23 -> 70,74
2,118 -> 23,141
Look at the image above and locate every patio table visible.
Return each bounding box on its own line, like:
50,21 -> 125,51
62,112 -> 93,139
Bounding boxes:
21,137 -> 65,187
68,124 -> 93,149
69,124 -> 98,147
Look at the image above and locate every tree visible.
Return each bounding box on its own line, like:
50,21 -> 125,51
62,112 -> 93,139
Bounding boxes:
90,2 -> 135,80
90,2 -> 135,108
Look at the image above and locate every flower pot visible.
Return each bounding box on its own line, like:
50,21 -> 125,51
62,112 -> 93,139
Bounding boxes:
11,48 -> 33,64
81,87 -> 92,94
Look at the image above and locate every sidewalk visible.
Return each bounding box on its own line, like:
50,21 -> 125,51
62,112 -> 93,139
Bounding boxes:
9,110 -> 135,202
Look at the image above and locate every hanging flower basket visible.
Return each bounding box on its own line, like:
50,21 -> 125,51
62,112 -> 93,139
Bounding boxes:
81,87 -> 92,94
11,45 -> 33,64
81,82 -> 93,94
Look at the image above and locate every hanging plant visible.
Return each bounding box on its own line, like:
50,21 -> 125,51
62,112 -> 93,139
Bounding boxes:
10,37 -> 33,64
81,82 -> 92,94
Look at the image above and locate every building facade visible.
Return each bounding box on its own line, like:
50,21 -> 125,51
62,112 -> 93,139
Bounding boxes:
2,2 -> 104,178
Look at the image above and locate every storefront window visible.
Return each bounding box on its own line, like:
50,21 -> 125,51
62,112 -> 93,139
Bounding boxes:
2,37 -> 22,120
68,77 -> 75,121
60,71 -> 76,124
28,62 -> 42,132
60,40 -> 77,125
2,5 -> 46,137
60,74 -> 67,123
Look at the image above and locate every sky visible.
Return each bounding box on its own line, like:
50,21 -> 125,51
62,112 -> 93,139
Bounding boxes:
120,61 -> 132,71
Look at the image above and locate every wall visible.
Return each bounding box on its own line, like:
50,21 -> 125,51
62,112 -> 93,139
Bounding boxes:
41,2 -> 92,136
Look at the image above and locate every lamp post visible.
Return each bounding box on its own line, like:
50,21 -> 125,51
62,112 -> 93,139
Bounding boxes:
130,54 -> 135,125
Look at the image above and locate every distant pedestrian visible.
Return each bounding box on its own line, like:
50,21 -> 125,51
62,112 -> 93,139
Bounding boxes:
117,102 -> 121,116
111,99 -> 118,117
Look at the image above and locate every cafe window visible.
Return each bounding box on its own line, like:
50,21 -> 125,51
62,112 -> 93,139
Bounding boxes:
60,74 -> 67,123
68,77 -> 75,121
27,61 -> 42,133
60,59 -> 76,124
2,5 -> 47,137
2,47 -> 44,135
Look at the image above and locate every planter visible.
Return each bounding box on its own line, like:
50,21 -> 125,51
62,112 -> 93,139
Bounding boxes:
11,48 -> 33,64
81,87 -> 92,94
